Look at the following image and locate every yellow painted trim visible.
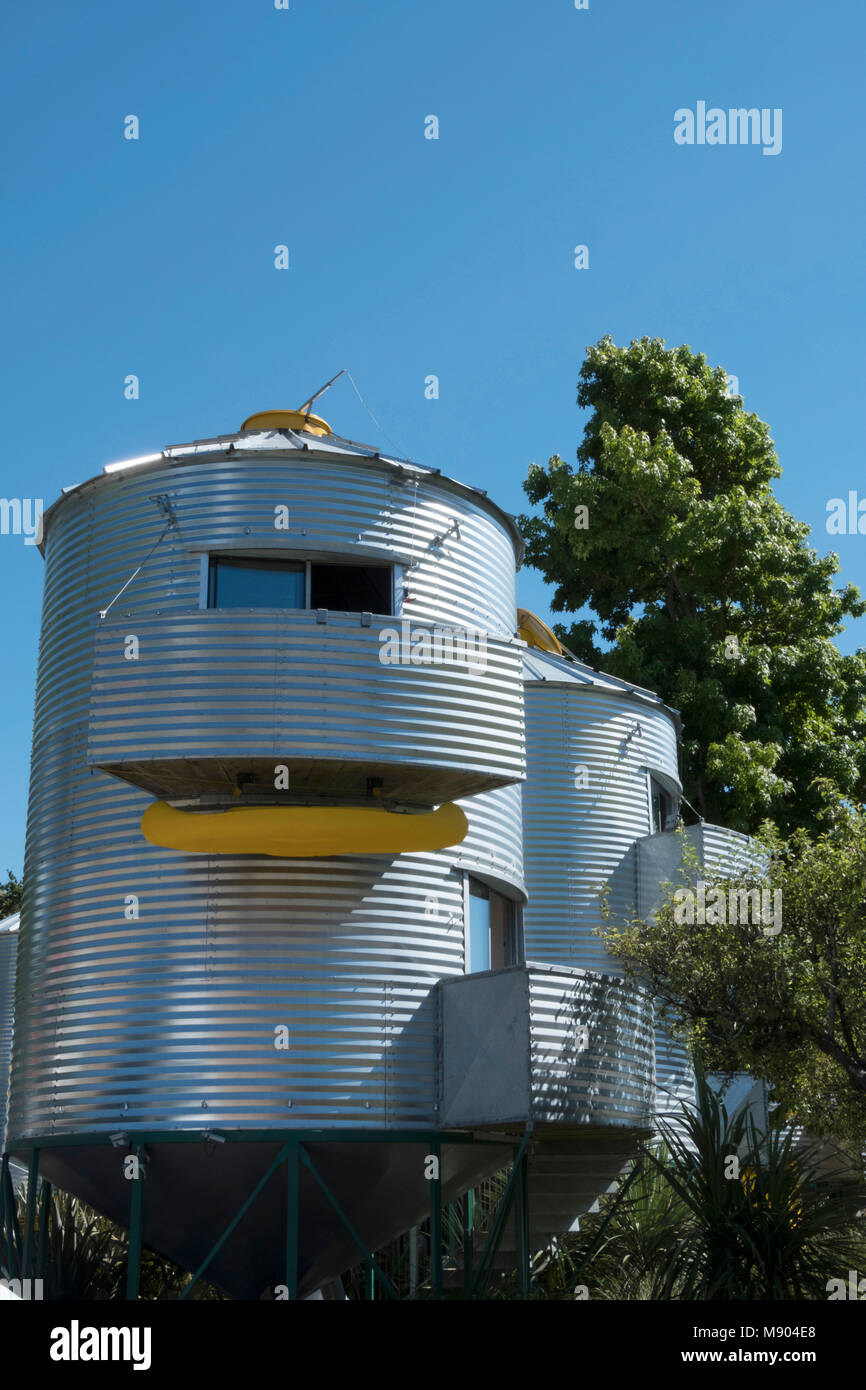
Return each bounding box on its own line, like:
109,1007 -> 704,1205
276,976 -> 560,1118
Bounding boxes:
141,799 -> 468,858
240,409 -> 332,437
516,607 -> 567,656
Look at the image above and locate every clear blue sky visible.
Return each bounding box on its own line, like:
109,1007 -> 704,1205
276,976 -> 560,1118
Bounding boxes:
1,0 -> 864,871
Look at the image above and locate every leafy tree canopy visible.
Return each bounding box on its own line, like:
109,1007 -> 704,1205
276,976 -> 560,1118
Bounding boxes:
520,335 -> 866,834
601,800 -> 866,1146
0,869 -> 22,919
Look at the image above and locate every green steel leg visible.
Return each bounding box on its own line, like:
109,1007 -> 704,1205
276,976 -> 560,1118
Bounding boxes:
36,1180 -> 52,1282
469,1131 -> 532,1299
463,1190 -> 474,1297
429,1137 -> 442,1300
409,1225 -> 418,1298
365,1258 -> 375,1300
299,1146 -> 398,1300
22,1148 -> 39,1279
180,1142 -> 291,1300
126,1145 -> 145,1301
284,1139 -> 299,1300
1,1157 -> 21,1278
0,1155 -> 6,1274
515,1143 -> 530,1299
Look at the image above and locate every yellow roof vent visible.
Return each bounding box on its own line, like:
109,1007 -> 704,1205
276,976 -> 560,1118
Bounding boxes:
517,608 -> 568,656
241,371 -> 347,439
240,409 -> 332,438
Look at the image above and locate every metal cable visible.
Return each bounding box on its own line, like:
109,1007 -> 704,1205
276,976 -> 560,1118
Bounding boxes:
98,524 -> 172,620
344,370 -> 410,460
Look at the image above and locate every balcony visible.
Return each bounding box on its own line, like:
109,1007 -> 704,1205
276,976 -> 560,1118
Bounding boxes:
87,611 -> 525,805
626,822 -> 762,919
438,963 -> 654,1130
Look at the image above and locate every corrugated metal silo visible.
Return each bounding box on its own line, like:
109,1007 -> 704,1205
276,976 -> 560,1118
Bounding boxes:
6,412 -> 528,1296
521,648 -> 682,972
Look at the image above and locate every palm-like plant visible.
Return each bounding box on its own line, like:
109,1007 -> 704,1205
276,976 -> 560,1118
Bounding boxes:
22,1187 -> 127,1300
15,1186 -> 225,1300
648,1066 -> 865,1299
539,1145 -> 688,1300
554,1063 -> 865,1300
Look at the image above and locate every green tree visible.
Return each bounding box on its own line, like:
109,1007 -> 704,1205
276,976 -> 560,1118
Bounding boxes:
601,802 -> 866,1145
0,869 -> 22,918
520,335 -> 866,835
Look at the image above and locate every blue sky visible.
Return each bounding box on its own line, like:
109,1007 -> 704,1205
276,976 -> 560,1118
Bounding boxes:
1,0 -> 863,871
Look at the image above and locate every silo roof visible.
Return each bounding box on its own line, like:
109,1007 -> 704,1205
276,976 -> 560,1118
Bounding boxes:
40,425 -> 526,564
0,912 -> 20,933
523,648 -> 682,735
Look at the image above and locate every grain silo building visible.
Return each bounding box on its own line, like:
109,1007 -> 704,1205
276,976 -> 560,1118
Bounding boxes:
0,408 -> 750,1297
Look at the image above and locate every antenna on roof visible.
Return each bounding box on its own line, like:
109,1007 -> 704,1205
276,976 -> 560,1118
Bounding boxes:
298,370 -> 347,423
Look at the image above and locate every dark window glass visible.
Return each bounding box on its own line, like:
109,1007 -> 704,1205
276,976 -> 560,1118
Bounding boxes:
207,556 -> 305,608
489,891 -> 516,970
651,778 -> 678,834
310,563 -> 391,614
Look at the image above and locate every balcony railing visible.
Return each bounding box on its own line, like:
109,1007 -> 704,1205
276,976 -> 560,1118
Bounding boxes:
438,963 -> 654,1129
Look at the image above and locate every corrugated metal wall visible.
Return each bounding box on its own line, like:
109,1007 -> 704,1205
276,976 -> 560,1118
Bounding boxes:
88,612 -> 524,803
455,782 -> 524,893
0,916 -> 19,1153
521,664 -> 681,974
8,439 -> 525,1142
527,966 -> 654,1127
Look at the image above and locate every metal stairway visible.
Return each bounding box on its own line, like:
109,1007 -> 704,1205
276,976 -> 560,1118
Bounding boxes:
444,1130 -> 641,1283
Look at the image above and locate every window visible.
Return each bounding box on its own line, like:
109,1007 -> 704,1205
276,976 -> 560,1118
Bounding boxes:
206,556 -> 393,614
310,563 -> 391,614
650,776 -> 678,834
468,880 -> 491,972
207,556 -> 305,609
467,877 -> 518,973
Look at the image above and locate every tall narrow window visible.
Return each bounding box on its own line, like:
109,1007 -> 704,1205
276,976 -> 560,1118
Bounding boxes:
650,776 -> 678,834
467,877 -> 518,973
489,891 -> 515,970
468,879 -> 492,973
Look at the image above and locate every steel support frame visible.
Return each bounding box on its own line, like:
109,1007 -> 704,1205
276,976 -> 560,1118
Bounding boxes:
1,1148 -> 51,1291
126,1144 -> 145,1301
3,1127 -> 528,1302
468,1128 -> 533,1300
36,1178 -> 51,1281
462,1190 -> 474,1296
0,1153 -> 22,1278
429,1135 -> 442,1299
22,1147 -> 39,1279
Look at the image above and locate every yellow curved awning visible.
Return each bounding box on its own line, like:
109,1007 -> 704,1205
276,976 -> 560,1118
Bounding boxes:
141,799 -> 468,858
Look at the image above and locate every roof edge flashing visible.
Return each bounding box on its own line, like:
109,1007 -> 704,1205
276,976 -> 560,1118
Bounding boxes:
42,431 -> 526,566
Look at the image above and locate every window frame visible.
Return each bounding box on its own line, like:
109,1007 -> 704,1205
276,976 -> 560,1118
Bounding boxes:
202,553 -> 395,616
646,770 -> 680,834
464,873 -> 521,975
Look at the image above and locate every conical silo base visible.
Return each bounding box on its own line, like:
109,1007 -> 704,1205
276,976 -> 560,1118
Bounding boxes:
22,1134 -> 517,1299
